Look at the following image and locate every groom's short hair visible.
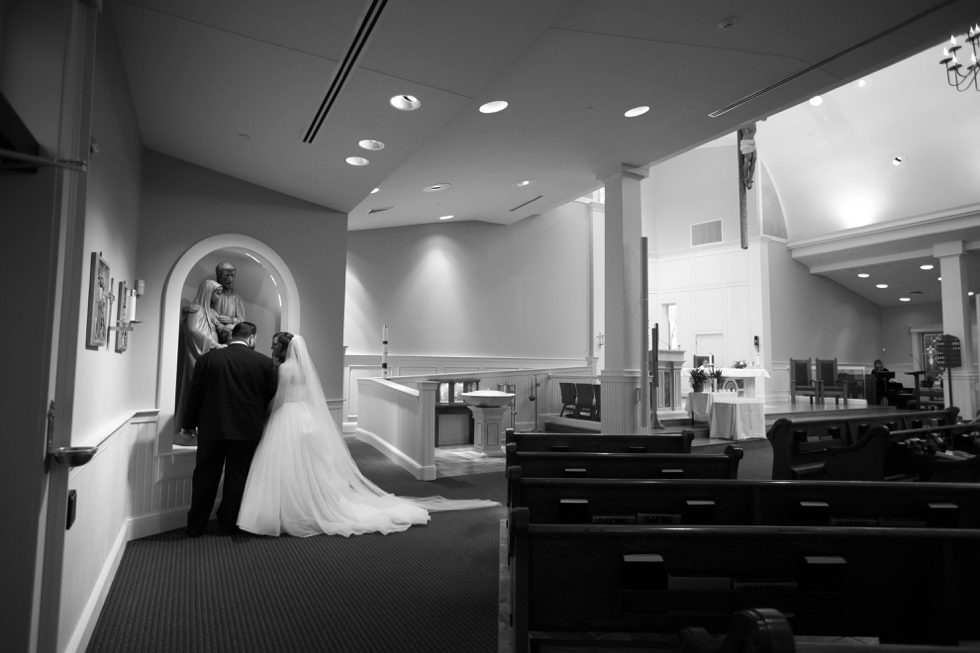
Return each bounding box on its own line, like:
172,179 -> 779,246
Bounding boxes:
232,322 -> 257,339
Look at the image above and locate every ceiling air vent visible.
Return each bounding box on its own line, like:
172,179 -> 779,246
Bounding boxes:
691,220 -> 722,246
368,207 -> 393,214
510,195 -> 543,212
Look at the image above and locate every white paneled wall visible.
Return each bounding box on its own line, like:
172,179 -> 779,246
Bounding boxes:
654,243 -> 756,391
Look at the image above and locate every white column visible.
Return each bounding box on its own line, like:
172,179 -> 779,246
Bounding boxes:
600,165 -> 648,433
934,241 -> 977,418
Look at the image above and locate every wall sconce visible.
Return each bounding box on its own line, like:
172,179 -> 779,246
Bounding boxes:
108,279 -> 145,352
597,332 -> 605,348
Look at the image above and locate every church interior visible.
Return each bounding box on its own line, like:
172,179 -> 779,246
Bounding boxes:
5,1 -> 980,652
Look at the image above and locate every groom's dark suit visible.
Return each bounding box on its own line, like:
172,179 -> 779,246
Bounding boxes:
182,340 -> 277,534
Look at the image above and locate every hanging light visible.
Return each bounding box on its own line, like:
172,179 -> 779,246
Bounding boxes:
939,26 -> 980,92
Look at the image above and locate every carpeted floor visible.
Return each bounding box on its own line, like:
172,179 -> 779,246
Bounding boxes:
87,439 -> 508,653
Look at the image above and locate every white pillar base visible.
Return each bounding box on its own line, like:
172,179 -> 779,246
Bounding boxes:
947,370 -> 978,420
598,370 -> 648,434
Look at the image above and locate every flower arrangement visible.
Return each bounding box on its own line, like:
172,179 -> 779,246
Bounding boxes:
688,366 -> 710,385
732,360 -> 748,369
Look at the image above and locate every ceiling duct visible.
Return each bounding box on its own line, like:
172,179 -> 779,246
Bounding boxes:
303,0 -> 390,143
709,0 -> 958,118
367,207 -> 393,214
510,195 -> 543,212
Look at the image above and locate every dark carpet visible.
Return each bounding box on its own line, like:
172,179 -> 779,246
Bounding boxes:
87,439 -> 507,653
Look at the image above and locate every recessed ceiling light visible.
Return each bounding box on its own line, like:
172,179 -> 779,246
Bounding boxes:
920,264 -> 934,270
439,215 -> 454,220
423,183 -> 450,192
358,139 -> 385,150
371,187 -> 380,194
858,273 -> 870,278
876,284 -> 888,289
345,156 -> 369,166
889,153 -> 906,167
809,96 -> 823,106
852,78 -> 872,89
625,106 -> 650,117
511,179 -> 536,188
479,101 -> 508,114
900,297 -> 911,302
938,277 -> 942,281
390,95 -> 421,111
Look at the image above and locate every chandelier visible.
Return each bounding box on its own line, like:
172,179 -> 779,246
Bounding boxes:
940,26 -> 980,91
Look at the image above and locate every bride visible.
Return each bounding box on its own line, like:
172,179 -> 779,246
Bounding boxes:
238,333 -> 498,537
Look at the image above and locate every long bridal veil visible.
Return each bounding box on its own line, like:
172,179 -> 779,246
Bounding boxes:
239,335 -> 498,537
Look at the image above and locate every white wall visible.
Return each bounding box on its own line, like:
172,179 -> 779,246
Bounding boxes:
344,201 -> 591,359
133,151 -> 349,432
652,243 -> 755,370
72,10 -> 145,445
768,239 -> 882,364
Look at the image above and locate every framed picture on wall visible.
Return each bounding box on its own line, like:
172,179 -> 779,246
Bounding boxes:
115,281 -> 129,353
86,252 -> 110,350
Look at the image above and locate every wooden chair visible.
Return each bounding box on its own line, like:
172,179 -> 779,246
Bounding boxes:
816,357 -> 848,405
575,383 -> 595,419
789,358 -> 819,404
558,382 -> 576,417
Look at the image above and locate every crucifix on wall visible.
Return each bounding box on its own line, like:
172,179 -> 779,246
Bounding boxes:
737,124 -> 758,250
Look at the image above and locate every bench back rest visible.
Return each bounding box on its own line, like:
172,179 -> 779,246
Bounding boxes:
504,429 -> 694,460
508,476 -> 980,528
505,444 -> 742,484
510,508 -> 980,642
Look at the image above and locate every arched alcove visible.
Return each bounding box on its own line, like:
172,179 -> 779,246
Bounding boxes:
157,234 -> 300,449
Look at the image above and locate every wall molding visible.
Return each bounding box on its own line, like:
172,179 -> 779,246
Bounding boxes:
63,522 -> 128,653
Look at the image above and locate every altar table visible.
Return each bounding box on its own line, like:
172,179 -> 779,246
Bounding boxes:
716,368 -> 770,398
687,392 -> 765,440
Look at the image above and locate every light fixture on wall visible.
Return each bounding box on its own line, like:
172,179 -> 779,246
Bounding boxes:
940,26 -> 980,92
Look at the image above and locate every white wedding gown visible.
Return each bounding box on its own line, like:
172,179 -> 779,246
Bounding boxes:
238,336 -> 497,537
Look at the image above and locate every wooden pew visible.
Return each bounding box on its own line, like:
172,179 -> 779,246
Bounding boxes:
507,474 -> 980,528
505,443 -> 742,485
791,423 -> 980,483
767,409 -> 959,481
681,608 -> 969,653
510,508 -> 980,651
504,429 -> 695,469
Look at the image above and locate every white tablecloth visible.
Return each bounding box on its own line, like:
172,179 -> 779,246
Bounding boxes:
687,392 -> 765,440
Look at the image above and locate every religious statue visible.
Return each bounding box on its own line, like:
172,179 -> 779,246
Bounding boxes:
738,123 -> 757,190
211,261 -> 247,344
174,279 -> 225,443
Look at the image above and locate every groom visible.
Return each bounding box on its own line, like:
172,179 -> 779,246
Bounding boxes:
182,321 -> 277,536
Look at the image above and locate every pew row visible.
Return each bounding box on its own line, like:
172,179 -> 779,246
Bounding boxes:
785,424 -> 980,483
506,475 -> 980,528
504,429 -> 695,465
504,443 -> 741,488
768,409 -> 960,481
510,508 -> 980,651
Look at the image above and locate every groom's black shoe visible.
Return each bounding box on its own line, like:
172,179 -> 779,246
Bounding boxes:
185,528 -> 203,539
218,525 -> 242,536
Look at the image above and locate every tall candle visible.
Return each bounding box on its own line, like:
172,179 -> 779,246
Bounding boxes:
381,325 -> 389,379
126,290 -> 137,323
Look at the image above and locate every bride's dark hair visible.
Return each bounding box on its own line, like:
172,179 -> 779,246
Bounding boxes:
272,331 -> 294,366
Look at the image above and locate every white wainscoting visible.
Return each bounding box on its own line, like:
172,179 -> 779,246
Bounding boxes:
343,354 -> 593,431
356,379 -> 437,480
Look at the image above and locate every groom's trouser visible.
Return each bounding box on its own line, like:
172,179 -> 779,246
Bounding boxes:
187,439 -> 259,533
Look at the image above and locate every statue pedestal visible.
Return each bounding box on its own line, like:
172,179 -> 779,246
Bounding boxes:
467,406 -> 507,457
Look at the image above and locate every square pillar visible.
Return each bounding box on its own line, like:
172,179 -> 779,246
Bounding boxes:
934,241 -> 976,417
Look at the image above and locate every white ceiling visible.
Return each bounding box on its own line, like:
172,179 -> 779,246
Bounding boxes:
107,0 -> 978,234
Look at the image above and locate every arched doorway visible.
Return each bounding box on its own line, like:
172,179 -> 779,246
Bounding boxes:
157,234 -> 300,449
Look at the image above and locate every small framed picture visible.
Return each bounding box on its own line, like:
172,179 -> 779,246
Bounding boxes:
115,281 -> 129,353
86,253 -> 110,350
